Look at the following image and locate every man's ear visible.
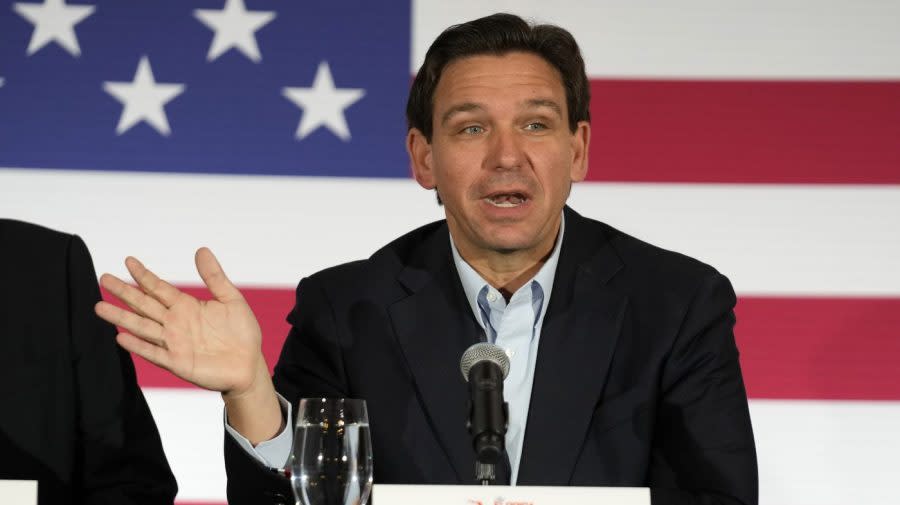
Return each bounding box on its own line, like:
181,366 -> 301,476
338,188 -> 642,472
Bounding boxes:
407,128 -> 436,189
569,121 -> 590,182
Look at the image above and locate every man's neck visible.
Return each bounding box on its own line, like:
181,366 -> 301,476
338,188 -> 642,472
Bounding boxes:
454,230 -> 559,299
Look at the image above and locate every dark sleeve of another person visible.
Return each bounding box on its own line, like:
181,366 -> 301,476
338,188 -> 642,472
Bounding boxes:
67,234 -> 178,504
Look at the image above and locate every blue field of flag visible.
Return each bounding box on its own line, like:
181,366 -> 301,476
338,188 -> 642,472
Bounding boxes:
0,0 -> 411,177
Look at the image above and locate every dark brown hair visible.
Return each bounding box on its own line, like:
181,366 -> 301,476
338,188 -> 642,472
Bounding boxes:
406,13 -> 590,141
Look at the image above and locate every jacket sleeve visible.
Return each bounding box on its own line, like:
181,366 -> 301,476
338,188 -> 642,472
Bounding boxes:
649,272 -> 759,505
68,234 -> 178,504
225,274 -> 349,505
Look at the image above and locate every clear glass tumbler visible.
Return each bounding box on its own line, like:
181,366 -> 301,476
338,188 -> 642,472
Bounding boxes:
290,398 -> 373,505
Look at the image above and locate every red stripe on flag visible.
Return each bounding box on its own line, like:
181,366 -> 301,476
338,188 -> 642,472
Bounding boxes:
735,296 -> 900,400
588,80 -> 900,184
112,287 -> 900,400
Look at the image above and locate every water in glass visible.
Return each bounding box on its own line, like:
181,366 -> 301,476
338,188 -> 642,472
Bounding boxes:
290,398 -> 373,505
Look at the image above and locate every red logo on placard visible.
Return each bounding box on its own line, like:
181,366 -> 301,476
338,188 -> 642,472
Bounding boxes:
465,498 -> 533,505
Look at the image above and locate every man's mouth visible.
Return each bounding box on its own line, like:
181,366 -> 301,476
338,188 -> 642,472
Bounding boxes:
485,192 -> 528,207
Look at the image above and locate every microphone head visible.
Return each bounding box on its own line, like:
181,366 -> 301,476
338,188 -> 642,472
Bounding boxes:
460,342 -> 511,382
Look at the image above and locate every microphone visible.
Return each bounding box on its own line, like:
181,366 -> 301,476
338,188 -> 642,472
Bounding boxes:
460,342 -> 510,484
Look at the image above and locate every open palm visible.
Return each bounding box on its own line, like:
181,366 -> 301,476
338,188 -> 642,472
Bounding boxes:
96,247 -> 262,395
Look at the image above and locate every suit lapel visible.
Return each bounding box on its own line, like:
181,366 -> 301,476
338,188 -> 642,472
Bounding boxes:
517,208 -> 627,484
388,225 -> 481,483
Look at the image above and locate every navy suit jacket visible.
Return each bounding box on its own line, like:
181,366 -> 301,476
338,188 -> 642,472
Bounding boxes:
225,207 -> 757,505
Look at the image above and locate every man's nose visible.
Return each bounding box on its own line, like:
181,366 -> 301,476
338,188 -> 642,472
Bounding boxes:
486,126 -> 524,171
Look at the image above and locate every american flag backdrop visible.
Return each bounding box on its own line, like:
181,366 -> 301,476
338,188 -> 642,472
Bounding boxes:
2,1 -> 899,503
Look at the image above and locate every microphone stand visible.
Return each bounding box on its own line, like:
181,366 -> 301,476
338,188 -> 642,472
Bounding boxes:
476,461 -> 496,486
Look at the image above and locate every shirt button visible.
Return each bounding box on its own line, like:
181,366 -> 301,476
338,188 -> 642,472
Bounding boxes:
487,291 -> 498,302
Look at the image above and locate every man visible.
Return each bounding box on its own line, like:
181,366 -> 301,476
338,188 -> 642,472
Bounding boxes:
0,219 -> 177,504
95,13 -> 757,505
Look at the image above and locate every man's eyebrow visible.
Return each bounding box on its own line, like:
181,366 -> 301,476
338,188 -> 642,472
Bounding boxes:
525,99 -> 562,116
439,99 -> 563,126
440,103 -> 483,126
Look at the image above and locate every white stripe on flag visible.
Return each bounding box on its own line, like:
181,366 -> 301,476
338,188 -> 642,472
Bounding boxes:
0,168 -> 444,287
567,183 -> 900,297
751,400 -> 900,505
2,168 -> 898,296
412,0 -> 900,79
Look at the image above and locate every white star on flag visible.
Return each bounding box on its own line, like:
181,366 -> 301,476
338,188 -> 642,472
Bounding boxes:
194,0 -> 276,63
103,56 -> 185,136
282,61 -> 365,141
13,0 -> 95,57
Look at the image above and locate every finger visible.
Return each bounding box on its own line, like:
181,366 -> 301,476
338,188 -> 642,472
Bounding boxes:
195,247 -> 244,303
95,301 -> 167,349
116,332 -> 172,371
99,273 -> 167,322
125,256 -> 182,308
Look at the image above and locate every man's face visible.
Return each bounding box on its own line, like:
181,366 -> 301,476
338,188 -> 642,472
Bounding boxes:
408,51 -> 590,260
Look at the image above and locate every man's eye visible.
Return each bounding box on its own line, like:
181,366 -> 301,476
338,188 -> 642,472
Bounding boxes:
461,125 -> 484,135
525,122 -> 548,131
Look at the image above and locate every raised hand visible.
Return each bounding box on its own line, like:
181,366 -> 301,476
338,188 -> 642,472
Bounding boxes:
96,247 -> 285,443
95,247 -> 263,396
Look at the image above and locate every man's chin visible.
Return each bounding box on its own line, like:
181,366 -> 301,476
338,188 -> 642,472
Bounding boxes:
479,235 -> 540,256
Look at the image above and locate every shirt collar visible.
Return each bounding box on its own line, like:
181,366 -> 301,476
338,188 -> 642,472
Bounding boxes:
450,212 -> 565,323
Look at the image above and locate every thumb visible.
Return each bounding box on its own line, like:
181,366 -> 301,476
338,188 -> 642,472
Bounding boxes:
195,247 -> 243,303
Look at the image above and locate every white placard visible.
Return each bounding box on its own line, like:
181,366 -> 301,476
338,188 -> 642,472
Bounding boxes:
0,481 -> 37,505
373,484 -> 649,505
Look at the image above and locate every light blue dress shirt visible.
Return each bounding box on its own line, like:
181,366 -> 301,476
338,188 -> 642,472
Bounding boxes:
450,214 -> 563,484
227,214 -> 565,485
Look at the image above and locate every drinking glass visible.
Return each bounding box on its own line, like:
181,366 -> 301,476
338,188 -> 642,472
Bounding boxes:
290,398 -> 373,505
